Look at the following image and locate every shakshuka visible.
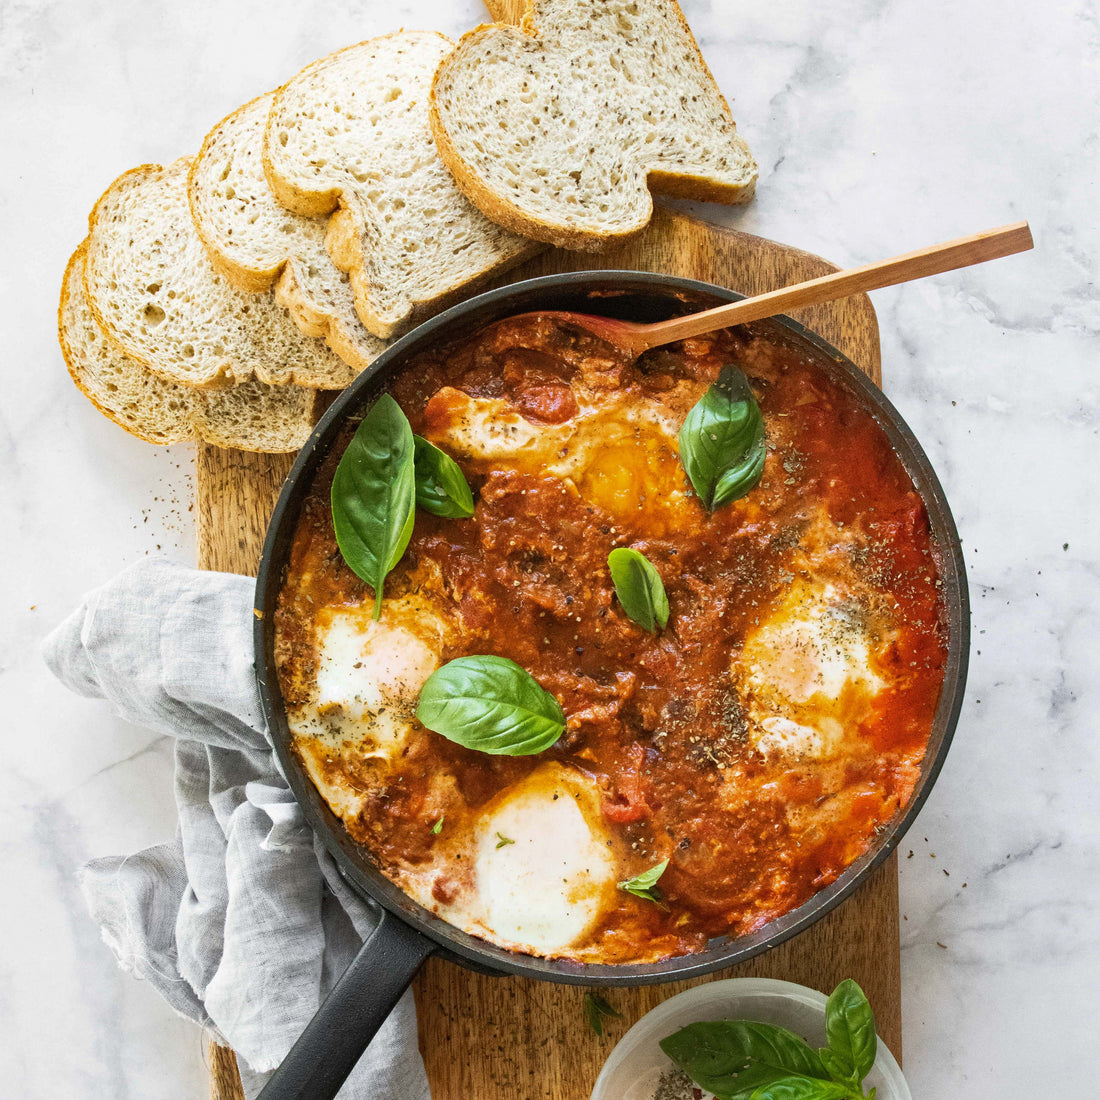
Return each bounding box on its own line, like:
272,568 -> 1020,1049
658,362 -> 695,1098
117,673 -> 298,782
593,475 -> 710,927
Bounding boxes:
274,315 -> 947,963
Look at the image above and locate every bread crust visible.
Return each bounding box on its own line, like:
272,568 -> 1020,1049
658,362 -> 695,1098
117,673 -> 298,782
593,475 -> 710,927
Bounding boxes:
273,262 -> 374,372
430,0 -> 757,251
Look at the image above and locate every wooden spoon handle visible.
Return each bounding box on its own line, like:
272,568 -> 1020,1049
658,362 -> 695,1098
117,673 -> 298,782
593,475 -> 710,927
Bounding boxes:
640,221 -> 1033,350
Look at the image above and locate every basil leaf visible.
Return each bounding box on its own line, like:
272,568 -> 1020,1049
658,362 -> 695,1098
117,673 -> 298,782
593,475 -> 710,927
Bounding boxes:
583,992 -> 622,1037
748,1074 -> 855,1100
824,980 -> 877,1087
413,435 -> 475,518
416,655 -> 565,755
660,1021 -> 829,1091
711,1064 -> 790,1100
608,547 -> 669,632
816,1050 -> 849,1084
697,1063 -> 790,1100
331,394 -> 416,621
618,858 -> 669,905
678,364 -> 766,511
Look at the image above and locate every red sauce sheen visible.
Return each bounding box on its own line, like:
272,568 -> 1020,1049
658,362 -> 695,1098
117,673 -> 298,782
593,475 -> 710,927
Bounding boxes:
275,317 -> 948,963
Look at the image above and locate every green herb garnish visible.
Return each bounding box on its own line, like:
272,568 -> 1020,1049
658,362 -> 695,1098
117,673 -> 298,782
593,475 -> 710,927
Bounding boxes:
431,816 -> 444,835
678,364 -> 766,511
608,547 -> 669,633
821,980 -> 877,1095
618,858 -> 669,906
495,832 -> 515,849
659,979 -> 879,1100
413,435 -> 475,518
330,394 -> 416,620
416,655 -> 565,756
583,992 -> 622,1037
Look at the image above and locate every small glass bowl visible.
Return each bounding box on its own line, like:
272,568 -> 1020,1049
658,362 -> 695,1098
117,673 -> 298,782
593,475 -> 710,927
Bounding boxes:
590,977 -> 910,1100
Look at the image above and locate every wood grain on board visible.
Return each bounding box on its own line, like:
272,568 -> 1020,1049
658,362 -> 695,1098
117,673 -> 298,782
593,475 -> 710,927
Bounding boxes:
198,205 -> 891,1100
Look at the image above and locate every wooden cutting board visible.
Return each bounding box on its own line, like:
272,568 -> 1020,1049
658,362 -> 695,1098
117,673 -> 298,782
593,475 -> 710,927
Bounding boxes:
200,205 -> 895,1100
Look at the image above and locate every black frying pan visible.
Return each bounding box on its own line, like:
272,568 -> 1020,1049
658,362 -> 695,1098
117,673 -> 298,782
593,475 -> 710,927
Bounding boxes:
253,271 -> 970,1099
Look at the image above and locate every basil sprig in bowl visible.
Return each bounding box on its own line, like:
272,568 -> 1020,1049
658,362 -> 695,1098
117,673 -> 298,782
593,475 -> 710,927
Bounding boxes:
589,978 -> 909,1100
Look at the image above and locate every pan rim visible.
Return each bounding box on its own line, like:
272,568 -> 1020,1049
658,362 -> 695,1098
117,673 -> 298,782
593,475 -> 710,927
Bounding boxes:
254,269 -> 969,986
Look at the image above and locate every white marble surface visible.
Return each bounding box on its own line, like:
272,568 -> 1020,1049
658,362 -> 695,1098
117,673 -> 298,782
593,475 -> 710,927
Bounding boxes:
1,0 -> 1096,1095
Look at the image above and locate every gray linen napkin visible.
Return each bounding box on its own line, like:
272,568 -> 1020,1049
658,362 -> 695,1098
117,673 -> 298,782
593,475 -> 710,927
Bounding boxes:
43,558 -> 431,1100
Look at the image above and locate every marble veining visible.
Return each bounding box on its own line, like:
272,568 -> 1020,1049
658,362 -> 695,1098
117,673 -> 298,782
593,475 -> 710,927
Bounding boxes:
1,0 -> 1097,1095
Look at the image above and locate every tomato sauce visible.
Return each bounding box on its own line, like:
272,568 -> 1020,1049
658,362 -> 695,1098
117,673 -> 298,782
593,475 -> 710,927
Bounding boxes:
276,316 -> 948,961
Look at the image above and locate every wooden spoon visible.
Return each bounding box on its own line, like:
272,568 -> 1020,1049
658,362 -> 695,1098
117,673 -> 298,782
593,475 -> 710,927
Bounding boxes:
517,221 -> 1033,358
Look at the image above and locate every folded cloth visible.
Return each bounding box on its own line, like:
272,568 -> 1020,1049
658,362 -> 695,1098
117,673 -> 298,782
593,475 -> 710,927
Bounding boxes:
43,558 -> 430,1100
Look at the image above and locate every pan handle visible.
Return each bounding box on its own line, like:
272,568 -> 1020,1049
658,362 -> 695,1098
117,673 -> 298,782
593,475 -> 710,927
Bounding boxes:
257,909 -> 435,1100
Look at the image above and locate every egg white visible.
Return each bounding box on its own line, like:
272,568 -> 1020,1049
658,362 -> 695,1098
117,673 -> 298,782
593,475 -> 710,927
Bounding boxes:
738,579 -> 886,760
287,591 -> 451,819
409,763 -> 619,955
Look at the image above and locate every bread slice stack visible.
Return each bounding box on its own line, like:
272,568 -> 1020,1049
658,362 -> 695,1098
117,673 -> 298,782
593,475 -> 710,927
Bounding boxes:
61,31 -> 537,450
62,5 -> 756,450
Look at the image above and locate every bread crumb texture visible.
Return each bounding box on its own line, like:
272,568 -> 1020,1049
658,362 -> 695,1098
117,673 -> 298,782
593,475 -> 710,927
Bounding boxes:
60,242 -> 316,451
431,0 -> 757,250
83,159 -> 356,389
263,31 -> 537,339
188,94 -> 388,373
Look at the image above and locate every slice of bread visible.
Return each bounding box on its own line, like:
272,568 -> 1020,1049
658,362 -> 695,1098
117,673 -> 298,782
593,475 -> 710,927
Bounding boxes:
61,243 -> 316,451
430,0 -> 758,250
263,31 -> 539,340
83,159 -> 357,390
188,94 -> 387,374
